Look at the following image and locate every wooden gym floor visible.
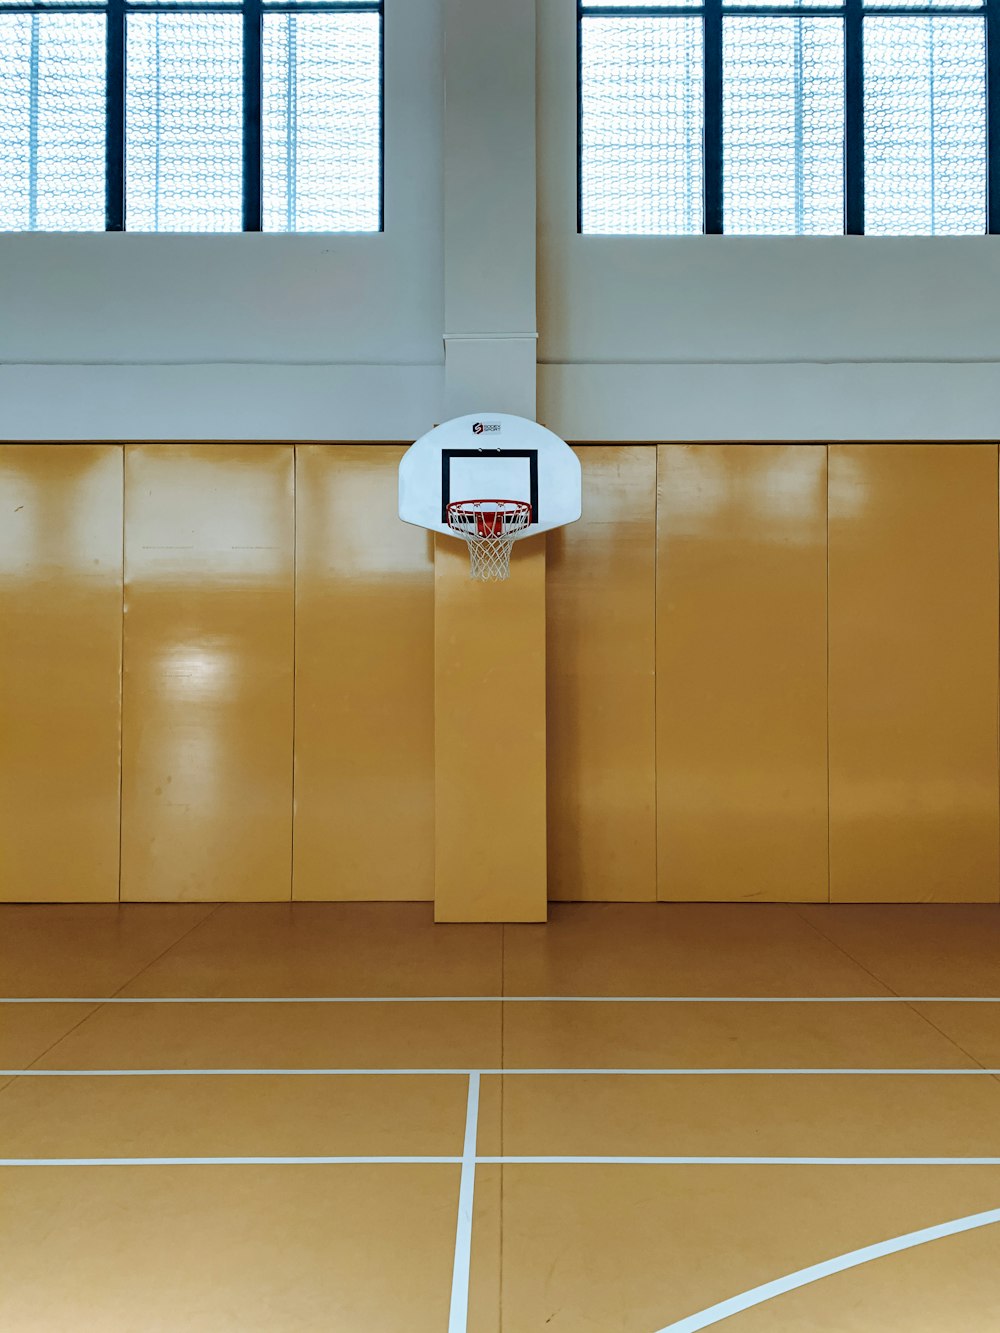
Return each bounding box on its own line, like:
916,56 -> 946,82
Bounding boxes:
5,902 -> 1000,1331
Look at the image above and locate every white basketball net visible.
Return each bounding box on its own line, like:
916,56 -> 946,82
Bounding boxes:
446,499 -> 533,582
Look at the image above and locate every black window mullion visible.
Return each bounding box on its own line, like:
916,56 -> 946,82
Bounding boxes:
378,1 -> 384,230
105,0 -> 125,230
577,2 -> 584,233
988,0 -> 1000,231
704,0 -> 723,232
243,0 -> 263,230
844,0 -> 864,233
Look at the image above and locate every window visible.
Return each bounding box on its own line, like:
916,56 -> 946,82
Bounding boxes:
580,0 -> 991,234
0,0 -> 382,231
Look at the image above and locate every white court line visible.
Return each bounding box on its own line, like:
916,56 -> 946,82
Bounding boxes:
477,1155 -> 1000,1166
5,1067 -> 1000,1077
0,1156 -> 462,1167
0,1068 -> 475,1077
652,1205 -> 1000,1333
3,995 -> 1000,1003
5,1154 -> 1000,1168
447,1072 -> 481,1333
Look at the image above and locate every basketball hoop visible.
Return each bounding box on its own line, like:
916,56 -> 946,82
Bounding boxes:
446,499 -> 533,582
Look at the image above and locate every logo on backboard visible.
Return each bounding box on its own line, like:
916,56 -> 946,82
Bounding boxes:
472,421 -> 501,435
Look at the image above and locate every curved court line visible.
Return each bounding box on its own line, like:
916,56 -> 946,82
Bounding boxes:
652,1205 -> 1000,1333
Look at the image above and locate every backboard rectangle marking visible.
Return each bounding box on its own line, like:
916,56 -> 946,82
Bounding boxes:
441,449 -> 539,526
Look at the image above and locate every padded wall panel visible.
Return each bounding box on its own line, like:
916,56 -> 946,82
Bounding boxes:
121,445 -> 294,901
0,445 -> 122,902
829,444 -> 999,902
294,445 -> 434,900
435,533 -> 548,921
547,446 -> 657,900
657,444 -> 828,901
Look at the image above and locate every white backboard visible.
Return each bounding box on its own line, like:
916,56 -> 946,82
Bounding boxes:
398,414 -> 582,537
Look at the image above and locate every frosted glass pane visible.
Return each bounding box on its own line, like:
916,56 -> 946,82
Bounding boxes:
724,16 -> 844,234
584,1 -> 703,8
0,13 -> 105,231
126,13 -> 242,232
726,1 -> 839,8
581,16 -> 704,234
262,12 -> 380,232
864,16 -> 985,234
866,0 -> 983,8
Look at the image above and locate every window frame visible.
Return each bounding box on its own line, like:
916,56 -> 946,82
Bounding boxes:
0,0 -> 384,232
578,0 -> 1000,234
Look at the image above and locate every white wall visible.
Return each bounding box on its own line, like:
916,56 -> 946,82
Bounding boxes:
3,0 -> 1000,443
535,0 -> 1000,441
0,0 -> 444,441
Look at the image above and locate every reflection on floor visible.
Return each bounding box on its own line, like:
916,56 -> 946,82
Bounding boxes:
5,902 -> 1000,1331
